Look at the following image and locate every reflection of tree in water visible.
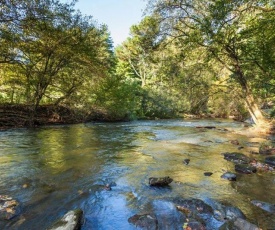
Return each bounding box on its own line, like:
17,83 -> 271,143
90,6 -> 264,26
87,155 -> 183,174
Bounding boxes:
1,121 -> 275,229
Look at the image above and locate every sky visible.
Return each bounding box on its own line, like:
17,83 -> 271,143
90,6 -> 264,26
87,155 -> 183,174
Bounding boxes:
73,0 -> 147,46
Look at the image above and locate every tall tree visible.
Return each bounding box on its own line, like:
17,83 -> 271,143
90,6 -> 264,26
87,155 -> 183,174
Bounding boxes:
148,0 -> 275,126
0,0 -> 114,124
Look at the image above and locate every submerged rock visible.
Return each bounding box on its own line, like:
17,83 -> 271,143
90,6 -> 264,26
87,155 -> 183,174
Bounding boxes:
259,142 -> 275,155
153,200 -> 186,229
184,218 -> 206,230
251,200 -> 275,213
49,209 -> 83,230
204,199 -> 245,222
128,213 -> 158,229
265,156 -> 275,167
223,152 -> 251,164
173,198 -> 225,229
204,172 -> 213,176
183,159 -> 190,165
230,140 -> 240,145
196,126 -> 216,129
235,164 -> 257,174
0,195 -> 21,220
149,177 -> 173,186
250,159 -> 274,171
173,198 -> 213,215
219,218 -> 260,230
221,172 -> 237,181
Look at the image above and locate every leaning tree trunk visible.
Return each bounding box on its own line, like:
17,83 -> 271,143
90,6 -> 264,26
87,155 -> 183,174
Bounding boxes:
235,67 -> 268,129
244,92 -> 265,125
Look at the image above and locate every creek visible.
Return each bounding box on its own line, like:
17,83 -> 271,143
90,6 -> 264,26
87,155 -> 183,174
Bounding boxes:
0,119 -> 274,229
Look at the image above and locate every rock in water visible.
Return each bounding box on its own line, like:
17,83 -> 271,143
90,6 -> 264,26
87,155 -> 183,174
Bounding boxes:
49,209 -> 83,230
204,172 -> 213,176
219,218 -> 260,230
230,140 -> 240,145
251,200 -> 275,213
0,195 -> 21,220
223,152 -> 251,164
259,142 -> 275,155
235,164 -> 257,174
149,177 -> 173,186
265,156 -> 275,166
128,213 -> 158,229
221,172 -> 237,181
183,159 -> 190,165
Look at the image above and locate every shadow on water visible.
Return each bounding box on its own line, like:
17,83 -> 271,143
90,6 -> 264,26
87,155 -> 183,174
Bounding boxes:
0,119 -> 274,229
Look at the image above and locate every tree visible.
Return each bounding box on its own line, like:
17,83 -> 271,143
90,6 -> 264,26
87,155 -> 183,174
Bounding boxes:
148,0 -> 275,126
0,0 -> 114,124
116,16 -> 161,87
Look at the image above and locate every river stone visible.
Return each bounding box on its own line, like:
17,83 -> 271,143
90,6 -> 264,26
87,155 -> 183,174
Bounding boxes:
172,198 -> 213,215
265,156 -> 275,166
250,160 -> 274,171
204,172 -> 213,176
185,218 -> 206,230
251,200 -> 275,213
149,177 -> 173,186
223,152 -> 250,164
221,172 -> 237,181
259,142 -> 275,155
153,200 -> 186,229
235,164 -> 257,174
183,159 -> 190,165
196,126 -> 216,129
128,213 -> 158,229
0,195 -> 21,220
230,140 -> 240,145
49,209 -> 83,230
219,218 -> 260,230
204,199 -> 245,222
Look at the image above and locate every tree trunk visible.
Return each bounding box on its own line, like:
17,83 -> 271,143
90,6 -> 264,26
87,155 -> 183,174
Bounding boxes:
243,90 -> 265,125
235,67 -> 267,127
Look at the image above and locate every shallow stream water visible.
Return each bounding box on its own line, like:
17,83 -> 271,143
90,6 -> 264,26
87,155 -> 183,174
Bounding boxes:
0,119 -> 274,229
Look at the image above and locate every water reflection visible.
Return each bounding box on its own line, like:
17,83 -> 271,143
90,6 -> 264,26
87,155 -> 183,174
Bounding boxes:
0,120 -> 274,229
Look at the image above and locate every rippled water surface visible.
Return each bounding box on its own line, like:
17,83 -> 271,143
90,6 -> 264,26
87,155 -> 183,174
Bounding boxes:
0,119 -> 274,229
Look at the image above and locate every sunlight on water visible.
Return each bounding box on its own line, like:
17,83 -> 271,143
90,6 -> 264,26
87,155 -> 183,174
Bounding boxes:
0,119 -> 274,229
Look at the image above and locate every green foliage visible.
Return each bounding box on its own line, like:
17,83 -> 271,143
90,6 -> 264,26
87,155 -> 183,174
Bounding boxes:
1,0 -> 274,123
137,85 -> 181,119
0,0 -> 114,112
92,75 -> 140,121
146,0 -> 275,123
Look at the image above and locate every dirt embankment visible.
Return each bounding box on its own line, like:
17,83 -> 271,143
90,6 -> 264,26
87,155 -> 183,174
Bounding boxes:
0,104 -> 86,130
0,104 -> 133,130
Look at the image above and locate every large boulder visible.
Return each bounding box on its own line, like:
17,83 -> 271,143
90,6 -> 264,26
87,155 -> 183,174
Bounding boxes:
49,209 -> 83,230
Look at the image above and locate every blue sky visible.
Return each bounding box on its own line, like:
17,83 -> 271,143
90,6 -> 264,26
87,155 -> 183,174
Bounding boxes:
74,0 -> 147,46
